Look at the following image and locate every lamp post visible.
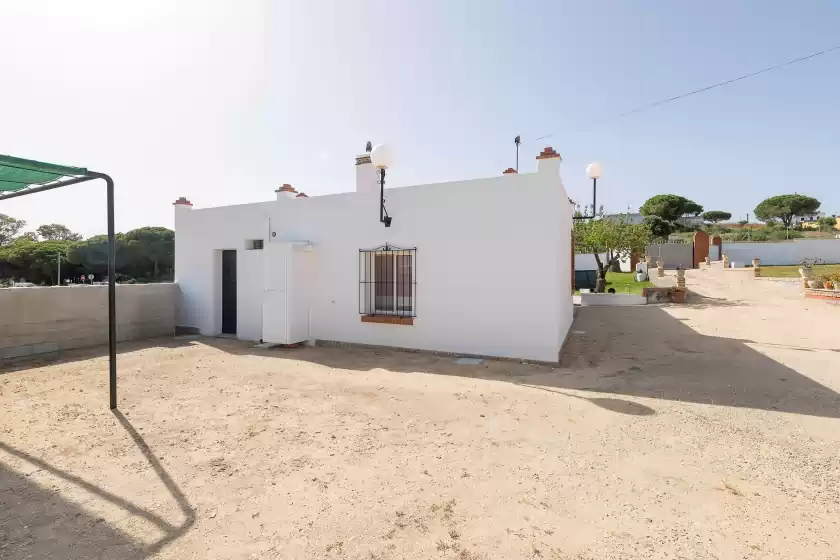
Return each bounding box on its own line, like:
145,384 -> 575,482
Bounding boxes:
370,144 -> 393,227
585,162 -> 603,217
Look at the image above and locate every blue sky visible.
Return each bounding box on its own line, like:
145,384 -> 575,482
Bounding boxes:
1,0 -> 838,236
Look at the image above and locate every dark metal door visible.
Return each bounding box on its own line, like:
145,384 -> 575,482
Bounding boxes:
221,250 -> 237,335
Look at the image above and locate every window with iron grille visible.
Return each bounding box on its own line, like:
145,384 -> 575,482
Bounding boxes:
359,245 -> 417,317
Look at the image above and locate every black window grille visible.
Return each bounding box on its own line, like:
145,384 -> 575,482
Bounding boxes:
359,244 -> 417,317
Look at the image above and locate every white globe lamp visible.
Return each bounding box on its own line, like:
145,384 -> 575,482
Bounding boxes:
586,162 -> 603,180
370,143 -> 394,227
370,144 -> 393,170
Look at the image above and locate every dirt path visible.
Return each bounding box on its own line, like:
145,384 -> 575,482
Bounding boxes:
1,274 -> 839,559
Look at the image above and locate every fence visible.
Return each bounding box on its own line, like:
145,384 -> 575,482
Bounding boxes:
722,239 -> 840,266
645,243 -> 694,269
0,283 -> 177,361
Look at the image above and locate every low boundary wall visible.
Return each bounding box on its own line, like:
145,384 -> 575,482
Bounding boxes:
0,283 -> 177,361
724,239 -> 840,266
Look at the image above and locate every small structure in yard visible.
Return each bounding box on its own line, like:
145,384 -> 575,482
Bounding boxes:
174,145 -> 574,363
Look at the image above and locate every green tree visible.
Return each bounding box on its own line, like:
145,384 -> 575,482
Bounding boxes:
0,238 -> 76,285
818,216 -> 837,232
574,217 -> 650,292
122,227 -> 174,281
67,234 -> 120,278
644,215 -> 676,240
701,210 -> 732,224
640,194 -> 704,222
0,214 -> 26,246
36,223 -> 83,241
754,194 -> 821,228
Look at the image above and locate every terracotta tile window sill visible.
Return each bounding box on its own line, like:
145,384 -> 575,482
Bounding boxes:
360,315 -> 415,326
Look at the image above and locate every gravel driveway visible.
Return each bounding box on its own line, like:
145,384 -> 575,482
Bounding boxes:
1,267 -> 839,559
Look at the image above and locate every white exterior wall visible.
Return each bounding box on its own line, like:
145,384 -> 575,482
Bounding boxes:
175,166 -> 573,362
723,239 -> 840,266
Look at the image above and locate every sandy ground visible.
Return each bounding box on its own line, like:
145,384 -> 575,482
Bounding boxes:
1,265 -> 839,559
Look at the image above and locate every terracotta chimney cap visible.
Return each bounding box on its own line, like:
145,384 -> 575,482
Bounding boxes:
276,184 -> 297,193
295,192 -> 308,198
536,146 -> 561,160
173,196 -> 192,206
503,168 -> 517,175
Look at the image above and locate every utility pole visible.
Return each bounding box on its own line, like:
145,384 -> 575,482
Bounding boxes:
745,213 -> 750,241
514,135 -> 521,173
57,253 -> 61,286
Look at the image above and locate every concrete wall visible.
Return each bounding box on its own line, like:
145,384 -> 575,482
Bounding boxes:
0,283 -> 177,360
723,239 -> 840,266
175,155 -> 573,363
645,243 -> 694,269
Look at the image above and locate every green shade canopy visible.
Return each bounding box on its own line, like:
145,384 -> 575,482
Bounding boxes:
0,154 -> 88,193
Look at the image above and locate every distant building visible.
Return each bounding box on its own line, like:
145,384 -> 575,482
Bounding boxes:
792,212 -> 826,228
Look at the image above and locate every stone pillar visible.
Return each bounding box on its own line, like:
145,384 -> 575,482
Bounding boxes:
723,253 -> 729,268
645,255 -> 653,268
752,258 -> 761,278
657,258 -> 665,278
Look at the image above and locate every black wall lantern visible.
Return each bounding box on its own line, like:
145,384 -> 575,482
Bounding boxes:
369,143 -> 393,227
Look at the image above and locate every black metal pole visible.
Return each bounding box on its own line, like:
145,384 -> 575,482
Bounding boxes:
592,177 -> 597,217
514,135 -> 521,173
89,172 -> 118,410
105,175 -> 117,410
379,168 -> 385,223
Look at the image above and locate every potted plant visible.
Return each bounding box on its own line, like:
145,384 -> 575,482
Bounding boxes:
822,274 -> 835,290
808,277 -> 824,289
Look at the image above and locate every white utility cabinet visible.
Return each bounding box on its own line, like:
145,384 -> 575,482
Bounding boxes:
262,241 -> 313,344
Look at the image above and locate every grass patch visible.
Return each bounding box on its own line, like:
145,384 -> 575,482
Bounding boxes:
758,264 -> 840,278
575,271 -> 653,295
605,271 -> 653,295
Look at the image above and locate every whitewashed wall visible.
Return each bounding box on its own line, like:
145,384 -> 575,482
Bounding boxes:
175,162 -> 573,363
723,239 -> 840,266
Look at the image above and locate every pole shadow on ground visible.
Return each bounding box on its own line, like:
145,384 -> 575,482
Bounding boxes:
0,412 -> 194,559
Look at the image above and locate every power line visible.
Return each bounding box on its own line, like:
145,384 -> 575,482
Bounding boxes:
534,44 -> 840,142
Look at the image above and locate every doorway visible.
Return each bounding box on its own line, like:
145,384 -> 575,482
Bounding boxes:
221,249 -> 237,335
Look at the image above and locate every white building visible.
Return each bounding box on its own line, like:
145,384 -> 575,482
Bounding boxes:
603,212 -> 703,227
174,146 -> 574,363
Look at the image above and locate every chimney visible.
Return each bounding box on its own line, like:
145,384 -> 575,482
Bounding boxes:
503,168 -> 517,175
275,184 -> 298,201
536,146 -> 562,175
295,192 -> 308,198
173,197 -> 192,231
355,145 -> 377,194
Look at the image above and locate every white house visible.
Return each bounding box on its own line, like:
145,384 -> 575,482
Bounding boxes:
174,146 -> 574,363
